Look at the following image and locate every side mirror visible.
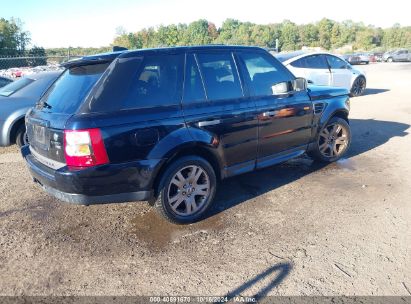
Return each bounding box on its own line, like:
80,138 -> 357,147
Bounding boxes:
271,78 -> 307,95
271,82 -> 291,95
292,77 -> 307,92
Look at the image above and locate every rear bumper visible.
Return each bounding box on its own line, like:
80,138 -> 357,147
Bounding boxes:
21,145 -> 163,205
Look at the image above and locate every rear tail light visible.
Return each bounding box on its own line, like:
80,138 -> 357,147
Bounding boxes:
64,128 -> 109,168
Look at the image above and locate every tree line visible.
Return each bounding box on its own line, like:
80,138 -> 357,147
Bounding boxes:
112,18 -> 411,52
2,17 -> 411,62
0,18 -> 48,68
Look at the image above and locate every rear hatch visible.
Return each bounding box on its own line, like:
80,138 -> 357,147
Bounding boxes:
27,61 -> 111,168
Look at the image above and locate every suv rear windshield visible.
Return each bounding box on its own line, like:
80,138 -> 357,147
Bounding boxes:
39,62 -> 109,113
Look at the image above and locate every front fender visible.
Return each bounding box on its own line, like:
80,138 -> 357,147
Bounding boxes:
310,95 -> 350,143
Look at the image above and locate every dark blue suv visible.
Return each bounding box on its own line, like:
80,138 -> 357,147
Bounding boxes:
22,45 -> 351,223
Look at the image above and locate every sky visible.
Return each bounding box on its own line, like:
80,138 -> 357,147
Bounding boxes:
2,0 -> 410,48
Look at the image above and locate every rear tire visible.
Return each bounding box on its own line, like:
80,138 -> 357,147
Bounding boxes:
308,117 -> 351,163
154,156 -> 217,224
15,125 -> 28,148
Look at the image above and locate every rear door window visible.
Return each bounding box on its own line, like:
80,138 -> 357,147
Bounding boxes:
304,55 -> 329,69
239,51 -> 294,97
183,54 -> 206,103
123,54 -> 184,109
196,52 -> 243,100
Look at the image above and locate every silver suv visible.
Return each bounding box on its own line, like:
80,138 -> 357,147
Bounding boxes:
383,49 -> 411,62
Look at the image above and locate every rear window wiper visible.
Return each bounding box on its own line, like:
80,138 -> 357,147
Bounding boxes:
39,101 -> 53,109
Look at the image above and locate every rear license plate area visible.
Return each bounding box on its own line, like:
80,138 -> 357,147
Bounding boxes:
33,125 -> 46,145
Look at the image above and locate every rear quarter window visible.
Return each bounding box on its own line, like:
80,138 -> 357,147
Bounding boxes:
82,54 -> 184,113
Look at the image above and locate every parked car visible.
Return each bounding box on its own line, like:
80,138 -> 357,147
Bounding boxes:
383,49 -> 411,62
354,53 -> 370,64
22,46 -> 351,224
276,52 -> 367,96
370,52 -> 384,62
0,76 -> 13,88
342,53 -> 371,65
0,71 -> 62,147
342,54 -> 362,65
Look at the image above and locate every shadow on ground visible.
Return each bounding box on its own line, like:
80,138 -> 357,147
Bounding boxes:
226,262 -> 292,300
362,88 -> 390,96
206,118 -> 409,218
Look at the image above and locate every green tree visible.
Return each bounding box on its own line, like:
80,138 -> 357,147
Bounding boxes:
217,19 -> 240,44
106,18 -> 411,54
183,19 -> 211,45
318,18 -> 334,49
280,20 -> 300,51
299,23 -> 319,47
0,17 -> 30,56
157,25 -> 181,46
27,46 -> 47,66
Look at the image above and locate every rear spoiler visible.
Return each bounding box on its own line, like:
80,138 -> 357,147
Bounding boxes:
61,46 -> 128,68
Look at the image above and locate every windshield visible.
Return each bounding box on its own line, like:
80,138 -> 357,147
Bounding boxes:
39,62 -> 109,113
0,77 -> 34,97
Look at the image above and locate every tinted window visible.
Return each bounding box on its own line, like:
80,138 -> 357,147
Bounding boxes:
0,77 -> 34,97
326,55 -> 347,69
240,52 -> 293,96
196,52 -> 243,100
82,54 -> 183,113
0,78 -> 12,88
290,58 -> 306,68
275,51 -> 306,63
183,54 -> 206,103
124,54 -> 183,109
304,55 -> 329,69
40,63 -> 109,113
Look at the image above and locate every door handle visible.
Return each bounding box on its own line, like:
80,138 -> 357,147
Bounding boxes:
262,111 -> 277,117
197,119 -> 221,127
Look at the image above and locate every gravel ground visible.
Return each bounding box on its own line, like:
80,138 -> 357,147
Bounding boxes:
0,63 -> 410,297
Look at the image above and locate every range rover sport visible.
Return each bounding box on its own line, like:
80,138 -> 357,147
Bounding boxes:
22,45 -> 351,224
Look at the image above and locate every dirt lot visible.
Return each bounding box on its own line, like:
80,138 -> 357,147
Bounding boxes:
0,63 -> 410,297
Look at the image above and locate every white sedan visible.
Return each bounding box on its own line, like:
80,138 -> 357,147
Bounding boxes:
276,51 -> 367,96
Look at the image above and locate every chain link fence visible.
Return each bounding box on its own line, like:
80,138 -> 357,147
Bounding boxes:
0,55 -> 82,79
